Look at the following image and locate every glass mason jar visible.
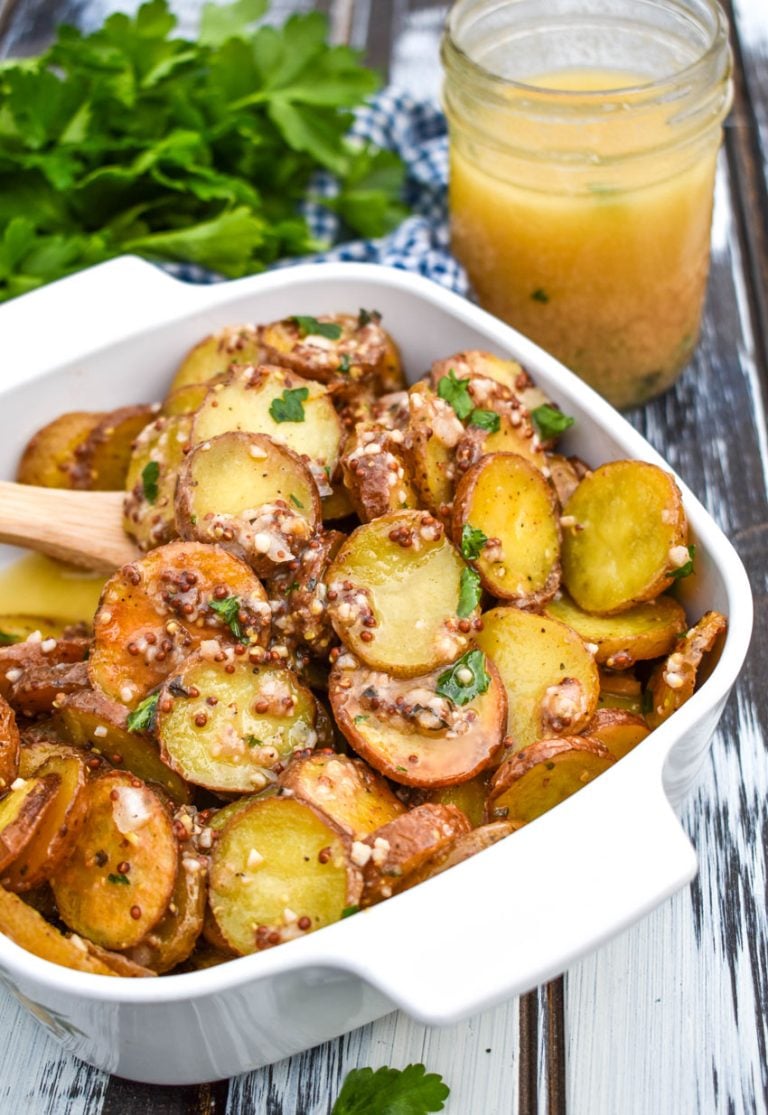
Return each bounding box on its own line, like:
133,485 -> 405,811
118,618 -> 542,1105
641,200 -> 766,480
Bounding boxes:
442,0 -> 733,409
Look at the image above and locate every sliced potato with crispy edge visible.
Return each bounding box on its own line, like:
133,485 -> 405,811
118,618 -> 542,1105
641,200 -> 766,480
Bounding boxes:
546,454 -> 589,509
124,412 -> 192,551
88,541 -> 271,708
121,850 -> 207,973
486,737 -> 614,825
0,885 -> 122,975
176,432 -> 319,577
17,412 -> 103,489
6,744 -> 88,891
268,531 -> 344,659
0,615 -> 84,644
322,482 -> 356,523
0,775 -> 60,874
430,350 -> 529,396
56,689 -> 191,804
454,453 -> 561,605
190,365 -> 343,497
330,651 -> 506,787
455,410 -> 547,477
374,331 -> 406,394
359,802 -> 471,905
168,325 -> 265,395
597,668 -> 644,715
51,771 -> 177,950
156,656 -> 320,794
645,611 -> 727,729
401,821 -> 519,889
475,607 -> 599,751
278,750 -> 405,838
69,405 -> 156,490
428,774 -> 490,828
402,382 -> 464,517
8,660 -> 89,716
259,312 -> 386,385
584,709 -> 650,760
561,461 -> 689,614
326,510 -> 478,677
73,938 -> 156,977
545,592 -> 687,668
341,424 -> 418,523
209,795 -> 361,954
0,634 -> 89,703
0,695 -> 19,792
161,382 -> 212,418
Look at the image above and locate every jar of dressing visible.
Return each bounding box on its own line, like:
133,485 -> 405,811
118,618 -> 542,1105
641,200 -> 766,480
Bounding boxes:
442,0 -> 732,409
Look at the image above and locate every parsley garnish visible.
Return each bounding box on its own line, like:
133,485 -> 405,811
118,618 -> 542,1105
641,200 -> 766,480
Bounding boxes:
531,288 -> 550,303
338,353 -> 351,374
437,369 -> 473,421
341,905 -> 360,919
289,493 -> 304,509
353,714 -> 368,724
0,631 -> 18,645
457,567 -> 482,618
331,1063 -> 449,1114
641,689 -> 654,715
357,308 -> 381,327
246,735 -> 262,748
107,873 -> 130,885
290,315 -> 342,340
460,523 -> 488,560
531,404 -> 575,440
126,693 -> 159,733
141,460 -> 160,504
269,387 -> 309,423
209,595 -> 248,642
468,408 -> 500,432
669,544 -> 696,580
436,650 -> 490,707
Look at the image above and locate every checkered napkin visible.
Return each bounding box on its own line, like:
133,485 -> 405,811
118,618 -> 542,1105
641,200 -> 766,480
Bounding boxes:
167,89 -> 469,296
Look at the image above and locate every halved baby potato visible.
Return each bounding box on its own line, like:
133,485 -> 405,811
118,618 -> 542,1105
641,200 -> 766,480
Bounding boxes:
428,773 -> 490,828
475,607 -> 599,751
268,531 -> 344,658
176,432 -> 319,577
545,592 -> 687,668
123,412 -> 192,551
645,611 -> 727,729
278,750 -> 404,839
401,820 -> 519,889
403,382 -> 464,516
454,452 -> 560,605
208,795 -> 361,953
0,633 -> 89,703
431,350 -> 529,396
167,324 -> 265,395
51,771 -> 178,950
121,850 -> 206,973
69,405 -> 156,490
584,709 -> 650,760
0,774 -> 60,875
455,411 -> 547,477
17,412 -> 103,489
341,424 -> 418,523
7,660 -> 89,716
156,656 -> 319,794
561,461 -> 689,614
597,667 -> 644,715
486,737 -> 614,825
326,510 -> 478,677
259,312 -> 386,385
88,541 -> 271,708
0,695 -> 19,792
329,651 -> 506,787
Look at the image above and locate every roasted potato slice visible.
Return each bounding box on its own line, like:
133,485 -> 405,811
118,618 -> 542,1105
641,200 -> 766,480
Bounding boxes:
597,668 -> 644,715
431,350 -> 530,397
403,382 -> 464,516
453,452 -> 560,605
545,592 -> 687,668
326,510 -> 478,677
358,802 -> 471,905
51,771 -> 177,950
7,660 -> 89,716
176,432 -> 319,577
0,694 -> 19,792
268,531 -> 344,659
156,656 -> 320,794
428,774 -> 490,828
546,454 -> 590,508
374,331 -> 406,394
0,885 -> 124,975
69,405 -> 156,490
259,312 -> 386,385
487,737 -> 614,825
322,482 -> 356,523
0,615 -> 80,643
161,382 -> 212,418
121,850 -> 207,973
561,461 -> 689,614
7,744 -> 88,891
340,424 -> 418,523
278,750 -> 404,839
645,611 -> 727,729
17,412 -> 103,489
88,541 -> 271,708
209,795 -> 361,954
124,412 -> 192,551
401,821 -> 519,889
57,689 -> 191,804
330,651 -> 506,787
584,709 -> 650,760
0,633 -> 89,703
371,390 -> 410,432
191,365 -> 343,497
475,607 -> 599,750
0,775 -> 60,874
455,410 -> 547,476
168,325 -> 265,394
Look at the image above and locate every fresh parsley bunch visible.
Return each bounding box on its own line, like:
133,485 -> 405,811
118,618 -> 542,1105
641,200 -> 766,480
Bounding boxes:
0,0 -> 409,302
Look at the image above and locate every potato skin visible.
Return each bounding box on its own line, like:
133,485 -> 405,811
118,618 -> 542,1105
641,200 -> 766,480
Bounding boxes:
645,611 -> 727,728
486,737 -> 614,825
0,695 -> 19,792
278,750 -> 404,839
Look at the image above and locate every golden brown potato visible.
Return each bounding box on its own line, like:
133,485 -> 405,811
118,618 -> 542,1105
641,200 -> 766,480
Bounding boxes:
278,750 -> 404,839
168,325 -> 265,395
329,651 -> 506,787
208,795 -> 361,953
584,709 -> 650,760
546,454 -> 590,508
400,821 -> 519,889
561,461 -> 689,614
340,424 -> 418,523
121,850 -> 206,973
88,541 -> 271,708
0,885 -> 123,975
161,382 -> 212,418
646,611 -> 727,729
16,412 -> 103,489
322,482 -> 356,523
545,592 -> 687,668
0,695 -> 19,792
374,331 -> 406,394
123,412 -> 191,551
7,660 -> 89,717
475,607 -> 599,751
428,774 -> 490,828
0,775 -> 60,874
70,405 -> 156,490
597,668 -> 644,715
487,737 -> 614,824
430,350 -> 530,396
402,382 -> 464,516
326,510 -> 478,677
453,452 -> 561,605
454,411 -> 547,477
267,531 -> 344,659
259,312 -> 386,385
51,771 -> 178,950
0,634 -> 89,703
175,432 -> 319,577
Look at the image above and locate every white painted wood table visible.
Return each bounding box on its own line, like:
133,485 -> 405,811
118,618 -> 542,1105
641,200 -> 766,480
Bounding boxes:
0,1 -> 766,1112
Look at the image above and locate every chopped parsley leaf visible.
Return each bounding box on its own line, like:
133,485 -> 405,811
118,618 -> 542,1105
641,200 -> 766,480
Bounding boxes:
357,308 -> 381,328
209,595 -> 247,643
457,566 -> 482,618
269,386 -> 309,423
0,631 -> 18,645
338,352 -> 351,374
468,408 -> 500,433
126,693 -> 159,733
341,905 -> 360,919
246,735 -> 262,748
531,404 -> 575,441
460,523 -> 488,560
290,315 -> 342,340
669,544 -> 696,580
289,493 -> 304,509
107,873 -> 130,885
437,369 -> 473,421
436,650 -> 490,706
531,288 -> 550,303
141,460 -> 160,504
353,714 -> 369,724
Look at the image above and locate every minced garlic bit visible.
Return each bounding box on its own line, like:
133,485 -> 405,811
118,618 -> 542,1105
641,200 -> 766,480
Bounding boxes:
370,836 -> 391,867
246,848 -> 264,871
350,841 -> 373,867
10,778 -> 26,791
93,725 -> 108,739
668,544 -> 691,568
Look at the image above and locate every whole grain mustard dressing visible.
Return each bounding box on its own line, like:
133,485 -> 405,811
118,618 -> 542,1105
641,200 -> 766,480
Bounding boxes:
449,68 -> 719,408
0,555 -> 105,625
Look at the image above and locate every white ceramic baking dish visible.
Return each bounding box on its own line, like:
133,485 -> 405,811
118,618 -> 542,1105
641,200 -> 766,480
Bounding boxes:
0,258 -> 752,1084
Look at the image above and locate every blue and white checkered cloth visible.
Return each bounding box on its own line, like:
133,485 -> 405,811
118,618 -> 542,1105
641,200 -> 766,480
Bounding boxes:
167,90 -> 469,297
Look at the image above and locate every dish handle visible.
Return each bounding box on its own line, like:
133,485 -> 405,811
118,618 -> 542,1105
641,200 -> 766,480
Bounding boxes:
329,753 -> 697,1025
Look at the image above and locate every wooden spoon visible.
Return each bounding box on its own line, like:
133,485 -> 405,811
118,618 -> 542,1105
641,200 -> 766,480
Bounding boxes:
0,482 -> 140,573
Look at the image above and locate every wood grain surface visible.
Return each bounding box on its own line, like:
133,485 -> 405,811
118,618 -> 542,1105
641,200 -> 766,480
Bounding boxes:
0,1 -> 766,1113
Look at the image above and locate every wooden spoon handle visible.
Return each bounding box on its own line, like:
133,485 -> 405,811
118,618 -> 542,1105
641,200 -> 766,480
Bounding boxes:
0,481 -> 139,572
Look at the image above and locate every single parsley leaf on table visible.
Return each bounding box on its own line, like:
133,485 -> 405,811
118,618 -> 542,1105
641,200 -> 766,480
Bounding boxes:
331,1063 -> 450,1114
